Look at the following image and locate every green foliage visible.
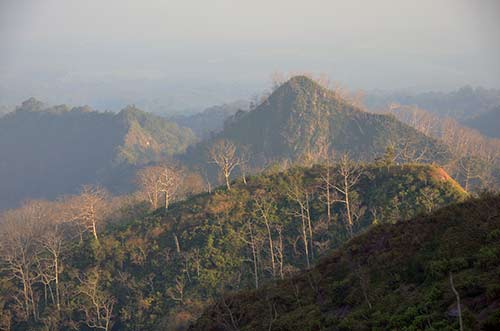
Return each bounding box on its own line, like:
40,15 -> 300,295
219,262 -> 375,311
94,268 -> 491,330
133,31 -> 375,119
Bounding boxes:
191,194 -> 500,331
0,162 -> 467,330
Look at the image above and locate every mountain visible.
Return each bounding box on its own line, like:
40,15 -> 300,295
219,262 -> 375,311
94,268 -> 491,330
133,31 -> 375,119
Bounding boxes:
464,106 -> 500,139
170,101 -> 248,139
190,193 -> 500,331
184,76 -> 450,172
364,85 -> 500,121
0,99 -> 196,210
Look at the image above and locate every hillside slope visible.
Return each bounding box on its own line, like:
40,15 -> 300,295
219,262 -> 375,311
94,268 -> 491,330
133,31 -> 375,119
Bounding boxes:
97,163 -> 464,330
0,99 -> 195,210
170,101 -> 248,139
0,162 -> 467,331
184,76 -> 449,172
191,194 -> 500,331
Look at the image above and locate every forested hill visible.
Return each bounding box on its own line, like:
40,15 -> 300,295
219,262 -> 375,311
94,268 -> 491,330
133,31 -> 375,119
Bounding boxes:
0,162 -> 465,331
0,99 -> 196,210
191,193 -> 500,331
0,162 -> 466,331
183,76 -> 450,171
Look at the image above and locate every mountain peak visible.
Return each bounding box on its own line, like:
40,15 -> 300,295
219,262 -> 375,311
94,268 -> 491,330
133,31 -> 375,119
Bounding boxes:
17,97 -> 46,112
276,75 -> 328,96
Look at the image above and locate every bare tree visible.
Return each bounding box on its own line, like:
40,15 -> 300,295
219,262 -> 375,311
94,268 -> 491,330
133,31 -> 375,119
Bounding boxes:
0,202 -> 44,321
318,145 -> 336,223
449,272 -> 463,331
209,139 -> 240,190
78,269 -> 115,331
240,219 -> 263,289
36,219 -> 66,314
158,165 -> 182,209
71,186 -> 109,243
167,275 -> 186,305
253,194 -> 277,277
286,177 -> 313,268
457,157 -> 482,192
238,145 -> 251,185
275,225 -> 285,280
332,154 -> 363,237
136,166 -> 162,209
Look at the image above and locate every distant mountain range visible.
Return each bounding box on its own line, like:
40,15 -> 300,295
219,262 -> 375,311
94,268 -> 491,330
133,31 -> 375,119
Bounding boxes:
0,98 -> 195,210
364,85 -> 500,121
0,77 -> 458,210
464,106 -> 500,139
169,101 -> 248,139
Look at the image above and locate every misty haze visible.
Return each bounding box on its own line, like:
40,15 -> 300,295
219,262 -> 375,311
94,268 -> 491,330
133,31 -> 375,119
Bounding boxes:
0,1 -> 499,330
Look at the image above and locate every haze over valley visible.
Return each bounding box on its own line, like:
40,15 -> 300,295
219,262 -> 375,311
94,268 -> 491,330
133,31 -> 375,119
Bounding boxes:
0,1 -> 499,330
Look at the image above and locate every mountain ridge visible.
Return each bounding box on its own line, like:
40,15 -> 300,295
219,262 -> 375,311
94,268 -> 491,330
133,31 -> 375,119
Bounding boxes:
183,76 -> 450,174
0,101 -> 196,210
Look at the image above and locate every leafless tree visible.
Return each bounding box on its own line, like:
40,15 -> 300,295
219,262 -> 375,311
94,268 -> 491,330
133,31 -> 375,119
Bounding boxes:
167,275 -> 186,305
78,269 -> 115,331
240,219 -> 263,289
253,194 -> 277,277
71,186 -> 109,243
332,154 -> 364,237
274,225 -> 285,280
136,166 -> 162,209
318,145 -> 336,223
0,202 -> 44,321
286,178 -> 313,268
209,139 -> 240,190
238,145 -> 251,185
457,157 -> 482,192
36,218 -> 66,314
158,165 -> 182,209
449,272 -> 463,331
136,165 -> 182,209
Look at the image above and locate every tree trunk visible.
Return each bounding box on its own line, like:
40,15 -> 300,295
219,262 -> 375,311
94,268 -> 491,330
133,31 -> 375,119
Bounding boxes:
300,208 -> 310,269
344,177 -> 353,237
450,272 -> 463,331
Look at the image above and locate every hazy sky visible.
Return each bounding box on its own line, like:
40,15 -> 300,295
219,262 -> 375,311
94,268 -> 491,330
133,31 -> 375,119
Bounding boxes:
1,0 -> 499,111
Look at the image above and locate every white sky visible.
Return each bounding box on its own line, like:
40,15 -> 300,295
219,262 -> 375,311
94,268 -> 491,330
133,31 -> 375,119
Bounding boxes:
0,0 -> 499,110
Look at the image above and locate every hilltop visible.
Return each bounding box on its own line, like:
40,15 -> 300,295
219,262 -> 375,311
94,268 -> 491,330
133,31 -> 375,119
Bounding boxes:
70,163 -> 464,330
0,100 -> 196,210
184,76 -> 449,172
191,193 -> 500,331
